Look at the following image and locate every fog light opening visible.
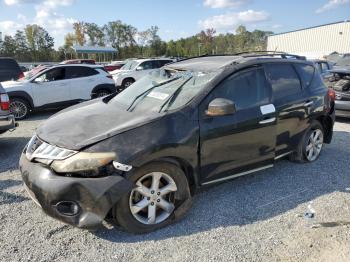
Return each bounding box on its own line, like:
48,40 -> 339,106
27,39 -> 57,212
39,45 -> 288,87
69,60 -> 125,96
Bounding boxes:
55,201 -> 80,216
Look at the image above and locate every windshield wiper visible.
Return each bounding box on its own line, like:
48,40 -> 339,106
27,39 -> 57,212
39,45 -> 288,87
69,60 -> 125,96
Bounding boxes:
158,77 -> 193,113
127,77 -> 182,112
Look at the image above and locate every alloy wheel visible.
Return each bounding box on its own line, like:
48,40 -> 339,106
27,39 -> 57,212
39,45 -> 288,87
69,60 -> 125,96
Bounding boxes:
305,129 -> 323,161
10,100 -> 28,119
129,172 -> 177,225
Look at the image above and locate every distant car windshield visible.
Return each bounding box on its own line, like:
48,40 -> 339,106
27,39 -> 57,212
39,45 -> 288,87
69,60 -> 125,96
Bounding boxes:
111,68 -> 218,113
335,58 -> 350,67
121,60 -> 138,70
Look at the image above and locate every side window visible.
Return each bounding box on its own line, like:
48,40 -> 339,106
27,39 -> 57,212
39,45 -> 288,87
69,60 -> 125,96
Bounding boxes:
294,64 -> 315,88
265,63 -> 302,100
208,68 -> 270,110
35,67 -> 65,82
321,62 -> 329,73
139,61 -> 153,70
65,66 -> 97,79
157,60 -> 172,67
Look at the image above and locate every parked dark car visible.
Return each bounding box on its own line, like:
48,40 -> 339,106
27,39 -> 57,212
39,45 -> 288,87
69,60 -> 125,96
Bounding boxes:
0,57 -> 24,82
323,68 -> 350,117
20,53 -> 335,233
0,83 -> 16,134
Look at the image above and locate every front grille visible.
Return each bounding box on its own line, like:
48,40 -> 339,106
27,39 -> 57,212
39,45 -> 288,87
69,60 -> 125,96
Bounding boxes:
26,135 -> 77,161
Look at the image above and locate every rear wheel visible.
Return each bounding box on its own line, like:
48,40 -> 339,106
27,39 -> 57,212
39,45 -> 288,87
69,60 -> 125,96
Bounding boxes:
95,89 -> 111,98
9,98 -> 30,120
289,121 -> 324,163
113,162 -> 191,234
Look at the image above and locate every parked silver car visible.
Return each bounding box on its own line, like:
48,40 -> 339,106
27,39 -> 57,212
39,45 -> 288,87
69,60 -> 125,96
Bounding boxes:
0,83 -> 16,134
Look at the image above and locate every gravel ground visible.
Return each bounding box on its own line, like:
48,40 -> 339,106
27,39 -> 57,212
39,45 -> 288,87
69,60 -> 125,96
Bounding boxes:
1,112 -> 350,262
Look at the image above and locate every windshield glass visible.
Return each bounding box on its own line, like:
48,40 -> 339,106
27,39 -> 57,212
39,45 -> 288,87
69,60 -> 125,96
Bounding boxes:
335,58 -> 350,67
121,60 -> 138,70
111,68 -> 218,113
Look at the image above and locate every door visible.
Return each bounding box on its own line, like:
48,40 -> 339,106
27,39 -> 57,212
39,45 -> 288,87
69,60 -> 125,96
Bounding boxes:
264,63 -> 310,157
31,67 -> 70,107
199,66 -> 276,184
65,66 -> 98,100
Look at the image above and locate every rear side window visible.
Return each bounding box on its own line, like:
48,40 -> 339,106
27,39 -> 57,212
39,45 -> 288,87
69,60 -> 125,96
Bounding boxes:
65,66 -> 98,79
157,60 -> 173,67
294,64 -> 315,88
265,63 -> 302,100
210,67 -> 270,110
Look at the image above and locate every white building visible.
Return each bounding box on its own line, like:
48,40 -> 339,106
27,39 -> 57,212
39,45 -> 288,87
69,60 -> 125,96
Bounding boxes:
267,21 -> 350,59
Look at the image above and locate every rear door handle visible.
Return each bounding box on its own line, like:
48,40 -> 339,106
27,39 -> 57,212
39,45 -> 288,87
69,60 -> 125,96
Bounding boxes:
304,101 -> 314,107
259,117 -> 276,124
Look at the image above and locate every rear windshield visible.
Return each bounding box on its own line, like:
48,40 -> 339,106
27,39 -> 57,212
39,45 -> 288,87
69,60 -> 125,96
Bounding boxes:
0,59 -> 20,70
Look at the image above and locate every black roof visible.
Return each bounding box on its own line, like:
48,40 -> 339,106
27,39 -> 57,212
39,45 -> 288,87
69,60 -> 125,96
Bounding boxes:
166,52 -> 307,72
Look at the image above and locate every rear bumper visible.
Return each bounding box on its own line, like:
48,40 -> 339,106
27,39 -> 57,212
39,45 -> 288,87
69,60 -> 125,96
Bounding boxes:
0,114 -> 16,132
19,153 -> 134,228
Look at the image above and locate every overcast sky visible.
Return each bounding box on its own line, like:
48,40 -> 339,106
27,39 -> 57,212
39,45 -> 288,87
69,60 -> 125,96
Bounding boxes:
0,0 -> 349,48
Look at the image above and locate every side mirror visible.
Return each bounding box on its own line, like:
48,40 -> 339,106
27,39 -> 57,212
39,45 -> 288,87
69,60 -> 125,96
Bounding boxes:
136,66 -> 143,71
206,98 -> 236,117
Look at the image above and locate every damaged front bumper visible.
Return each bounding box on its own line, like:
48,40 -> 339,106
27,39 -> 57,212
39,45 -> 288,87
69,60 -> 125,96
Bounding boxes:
19,153 -> 134,228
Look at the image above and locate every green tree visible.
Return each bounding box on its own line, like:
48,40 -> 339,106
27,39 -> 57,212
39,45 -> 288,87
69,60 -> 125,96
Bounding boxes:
85,23 -> 105,46
24,24 -> 54,61
73,22 -> 86,46
0,35 -> 17,57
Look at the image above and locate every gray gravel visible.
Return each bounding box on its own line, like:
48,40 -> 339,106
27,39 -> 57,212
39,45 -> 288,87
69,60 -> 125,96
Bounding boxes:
1,112 -> 350,262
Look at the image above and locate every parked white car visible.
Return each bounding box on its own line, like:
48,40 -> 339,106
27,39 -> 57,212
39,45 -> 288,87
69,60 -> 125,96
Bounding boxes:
111,58 -> 174,89
2,64 -> 115,119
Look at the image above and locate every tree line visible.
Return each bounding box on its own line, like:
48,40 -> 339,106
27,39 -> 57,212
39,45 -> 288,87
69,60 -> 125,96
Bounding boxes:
0,20 -> 273,62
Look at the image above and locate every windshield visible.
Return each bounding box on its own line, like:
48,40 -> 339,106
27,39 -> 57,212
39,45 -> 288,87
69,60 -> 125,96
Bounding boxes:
111,68 -> 218,113
335,58 -> 350,67
121,60 -> 139,70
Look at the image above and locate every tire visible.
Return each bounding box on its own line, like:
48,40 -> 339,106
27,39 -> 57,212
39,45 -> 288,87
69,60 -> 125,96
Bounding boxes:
9,98 -> 30,120
289,121 -> 324,163
113,162 -> 192,234
94,89 -> 111,98
122,78 -> 135,89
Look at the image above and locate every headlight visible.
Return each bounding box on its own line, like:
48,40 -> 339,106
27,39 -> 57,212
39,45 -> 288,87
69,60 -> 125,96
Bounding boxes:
51,152 -> 116,173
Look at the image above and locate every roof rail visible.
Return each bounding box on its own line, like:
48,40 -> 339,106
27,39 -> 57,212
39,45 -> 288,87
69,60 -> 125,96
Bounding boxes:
237,51 -> 306,60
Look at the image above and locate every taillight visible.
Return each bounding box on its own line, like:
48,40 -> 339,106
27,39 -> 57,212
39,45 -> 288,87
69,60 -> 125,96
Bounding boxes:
0,94 -> 10,111
328,88 -> 336,102
18,71 -> 25,79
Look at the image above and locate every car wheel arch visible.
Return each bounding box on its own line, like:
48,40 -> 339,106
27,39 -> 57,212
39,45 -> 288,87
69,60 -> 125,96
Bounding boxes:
7,91 -> 34,109
91,84 -> 117,98
316,115 -> 333,143
130,157 -> 198,196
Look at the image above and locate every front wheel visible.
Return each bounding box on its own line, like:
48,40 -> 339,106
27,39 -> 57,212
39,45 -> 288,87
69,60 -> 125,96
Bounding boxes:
290,121 -> 324,163
113,162 -> 192,234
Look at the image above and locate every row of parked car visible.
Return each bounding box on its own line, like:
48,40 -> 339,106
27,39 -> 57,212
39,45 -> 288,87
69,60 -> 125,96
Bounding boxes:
0,57 -> 175,121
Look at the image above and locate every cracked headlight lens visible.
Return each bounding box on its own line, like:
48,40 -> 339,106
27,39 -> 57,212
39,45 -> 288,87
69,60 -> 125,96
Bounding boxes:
51,152 -> 116,173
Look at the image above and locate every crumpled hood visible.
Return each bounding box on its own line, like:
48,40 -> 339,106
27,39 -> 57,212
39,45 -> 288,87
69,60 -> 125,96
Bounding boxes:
36,99 -> 164,151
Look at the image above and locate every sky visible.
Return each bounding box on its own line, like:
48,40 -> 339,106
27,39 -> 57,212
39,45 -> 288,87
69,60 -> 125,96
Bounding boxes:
0,0 -> 349,48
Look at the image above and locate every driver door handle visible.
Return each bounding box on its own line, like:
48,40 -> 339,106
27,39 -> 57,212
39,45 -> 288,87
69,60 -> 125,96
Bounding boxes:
259,117 -> 276,124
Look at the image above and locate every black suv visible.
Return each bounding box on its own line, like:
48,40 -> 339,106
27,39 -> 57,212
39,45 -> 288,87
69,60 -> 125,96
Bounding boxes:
20,53 -> 335,233
0,57 -> 24,82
